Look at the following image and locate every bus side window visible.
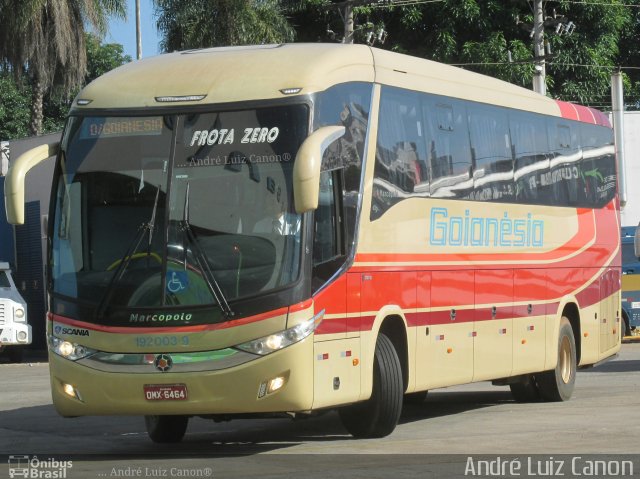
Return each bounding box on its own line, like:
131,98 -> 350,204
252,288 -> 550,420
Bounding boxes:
511,111 -> 549,204
547,121 -> 581,206
580,123 -> 616,208
314,82 -> 372,253
467,104 -> 514,202
423,98 -> 472,199
371,86 -> 428,220
312,169 -> 345,292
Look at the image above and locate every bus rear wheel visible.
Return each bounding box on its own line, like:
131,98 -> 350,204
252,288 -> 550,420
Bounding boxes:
338,333 -> 403,438
144,415 -> 189,443
537,317 -> 576,402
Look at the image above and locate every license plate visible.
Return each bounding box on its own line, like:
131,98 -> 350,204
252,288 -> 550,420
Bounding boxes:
144,384 -> 188,401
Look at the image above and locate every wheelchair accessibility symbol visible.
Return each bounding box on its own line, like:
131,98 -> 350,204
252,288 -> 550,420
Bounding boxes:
166,271 -> 189,294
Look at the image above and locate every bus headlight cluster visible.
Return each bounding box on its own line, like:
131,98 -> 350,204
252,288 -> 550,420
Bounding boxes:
235,309 -> 324,356
48,336 -> 96,361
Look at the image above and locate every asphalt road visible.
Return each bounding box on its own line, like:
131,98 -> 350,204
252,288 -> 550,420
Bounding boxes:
1,344 -> 639,478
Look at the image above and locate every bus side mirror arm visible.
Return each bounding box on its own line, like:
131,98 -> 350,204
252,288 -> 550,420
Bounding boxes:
293,126 -> 345,214
4,142 -> 59,225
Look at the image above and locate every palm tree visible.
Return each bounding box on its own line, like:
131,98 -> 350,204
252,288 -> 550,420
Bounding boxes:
0,0 -> 126,135
154,0 -> 295,52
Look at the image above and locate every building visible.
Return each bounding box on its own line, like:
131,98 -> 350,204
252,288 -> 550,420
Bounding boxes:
1,133 -> 60,350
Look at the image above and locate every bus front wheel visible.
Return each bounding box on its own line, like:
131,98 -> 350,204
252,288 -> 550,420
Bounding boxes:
144,415 -> 189,443
338,333 -> 403,438
537,317 -> 576,402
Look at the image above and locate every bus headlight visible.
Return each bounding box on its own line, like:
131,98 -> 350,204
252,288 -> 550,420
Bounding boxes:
235,309 -> 324,356
14,307 -> 26,322
48,336 -> 96,361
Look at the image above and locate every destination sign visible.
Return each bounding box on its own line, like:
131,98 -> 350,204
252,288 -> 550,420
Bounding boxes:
80,117 -> 163,140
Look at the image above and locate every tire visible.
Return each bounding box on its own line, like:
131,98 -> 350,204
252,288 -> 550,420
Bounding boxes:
537,316 -> 576,402
144,415 -> 189,443
339,333 -> 403,438
404,390 -> 429,405
509,374 -> 541,403
621,314 -> 630,339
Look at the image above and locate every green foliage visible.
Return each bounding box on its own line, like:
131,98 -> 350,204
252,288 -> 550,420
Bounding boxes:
288,0 -> 640,109
154,0 -> 295,51
0,34 -> 131,140
0,75 -> 31,140
0,0 -> 127,134
86,33 -> 132,82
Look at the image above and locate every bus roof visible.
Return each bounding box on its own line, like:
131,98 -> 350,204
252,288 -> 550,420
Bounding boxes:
73,43 -> 609,126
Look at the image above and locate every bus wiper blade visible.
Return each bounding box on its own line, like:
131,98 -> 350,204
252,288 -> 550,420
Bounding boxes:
95,222 -> 150,320
95,185 -> 162,320
180,220 -> 234,319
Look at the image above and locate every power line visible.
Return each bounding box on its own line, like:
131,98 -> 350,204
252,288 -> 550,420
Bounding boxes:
450,61 -> 640,71
369,0 -> 444,6
561,1 -> 640,7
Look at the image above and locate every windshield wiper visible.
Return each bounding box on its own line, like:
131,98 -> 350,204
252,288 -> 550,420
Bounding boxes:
95,186 -> 161,320
180,182 -> 234,319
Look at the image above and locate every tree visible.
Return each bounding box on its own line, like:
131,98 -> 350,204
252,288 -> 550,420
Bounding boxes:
0,75 -> 31,140
85,33 -> 132,82
289,0 -> 639,109
154,0 -> 295,52
0,0 -> 127,135
0,34 -> 131,140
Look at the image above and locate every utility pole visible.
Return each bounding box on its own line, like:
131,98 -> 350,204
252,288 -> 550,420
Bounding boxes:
136,0 -> 142,60
532,0 -> 546,95
612,71 -> 627,207
343,2 -> 354,44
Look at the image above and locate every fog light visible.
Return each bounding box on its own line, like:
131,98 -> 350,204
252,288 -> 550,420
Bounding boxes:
17,331 -> 28,342
258,373 -> 289,398
63,383 -> 77,398
15,308 -> 25,319
267,376 -> 286,394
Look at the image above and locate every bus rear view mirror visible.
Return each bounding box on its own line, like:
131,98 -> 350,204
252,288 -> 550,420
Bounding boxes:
4,142 -> 59,225
635,221 -> 640,258
293,126 -> 345,213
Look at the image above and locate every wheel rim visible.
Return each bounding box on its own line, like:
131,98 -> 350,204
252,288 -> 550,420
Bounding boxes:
559,335 -> 572,383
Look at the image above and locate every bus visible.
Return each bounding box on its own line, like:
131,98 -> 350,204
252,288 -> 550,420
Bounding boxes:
4,44 -> 621,442
622,225 -> 640,338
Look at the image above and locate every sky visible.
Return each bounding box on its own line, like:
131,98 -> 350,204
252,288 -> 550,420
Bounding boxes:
106,0 -> 163,60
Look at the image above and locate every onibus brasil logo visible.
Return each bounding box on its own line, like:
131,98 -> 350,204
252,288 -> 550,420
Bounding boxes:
8,455 -> 72,478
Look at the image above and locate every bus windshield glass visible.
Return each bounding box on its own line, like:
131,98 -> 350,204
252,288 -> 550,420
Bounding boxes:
51,105 -> 308,317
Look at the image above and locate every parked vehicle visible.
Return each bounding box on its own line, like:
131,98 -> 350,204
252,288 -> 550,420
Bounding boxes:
622,225 -> 640,338
0,262 -> 30,362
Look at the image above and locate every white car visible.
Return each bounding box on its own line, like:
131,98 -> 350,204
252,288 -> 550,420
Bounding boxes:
0,262 -> 30,362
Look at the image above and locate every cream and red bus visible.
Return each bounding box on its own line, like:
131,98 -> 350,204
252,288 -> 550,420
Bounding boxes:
4,44 -> 621,442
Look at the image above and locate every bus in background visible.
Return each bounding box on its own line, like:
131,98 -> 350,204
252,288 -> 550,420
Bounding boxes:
622,225 -> 640,339
0,262 -> 30,362
4,44 -> 621,443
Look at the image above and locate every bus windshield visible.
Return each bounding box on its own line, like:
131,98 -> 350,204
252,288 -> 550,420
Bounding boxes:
51,105 -> 308,318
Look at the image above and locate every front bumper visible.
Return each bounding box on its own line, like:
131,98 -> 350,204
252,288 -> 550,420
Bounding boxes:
49,335 -> 314,417
0,323 -> 31,346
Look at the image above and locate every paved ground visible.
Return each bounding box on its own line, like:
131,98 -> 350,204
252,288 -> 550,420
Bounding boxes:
0,344 -> 638,478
